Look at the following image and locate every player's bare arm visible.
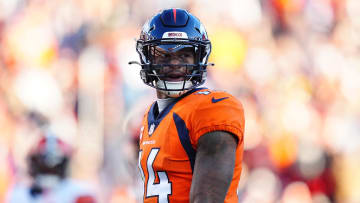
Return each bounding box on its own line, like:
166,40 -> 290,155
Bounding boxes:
190,131 -> 238,203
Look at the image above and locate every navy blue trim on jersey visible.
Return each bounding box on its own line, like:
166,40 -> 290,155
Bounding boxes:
173,112 -> 196,172
147,88 -> 207,135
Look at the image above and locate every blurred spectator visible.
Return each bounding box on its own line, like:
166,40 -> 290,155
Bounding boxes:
5,133 -> 97,203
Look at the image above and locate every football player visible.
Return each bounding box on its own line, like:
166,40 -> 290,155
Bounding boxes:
6,135 -> 97,203
129,8 -> 245,203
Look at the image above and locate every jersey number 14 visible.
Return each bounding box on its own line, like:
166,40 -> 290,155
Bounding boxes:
139,148 -> 172,203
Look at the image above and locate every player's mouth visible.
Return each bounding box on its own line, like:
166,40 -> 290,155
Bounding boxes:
163,72 -> 186,81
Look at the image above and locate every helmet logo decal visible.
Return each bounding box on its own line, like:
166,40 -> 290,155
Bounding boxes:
173,8 -> 177,23
162,32 -> 188,39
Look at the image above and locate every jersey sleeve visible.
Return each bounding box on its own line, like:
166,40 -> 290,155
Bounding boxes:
190,93 -> 245,148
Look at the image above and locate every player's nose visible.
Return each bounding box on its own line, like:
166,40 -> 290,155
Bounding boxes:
163,57 -> 184,72
169,56 -> 182,65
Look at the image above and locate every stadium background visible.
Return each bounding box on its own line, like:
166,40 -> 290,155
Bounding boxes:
0,0 -> 359,202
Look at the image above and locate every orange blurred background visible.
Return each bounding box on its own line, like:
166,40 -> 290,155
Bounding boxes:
0,0 -> 359,202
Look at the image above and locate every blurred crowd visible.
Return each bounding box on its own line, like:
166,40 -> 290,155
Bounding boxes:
0,0 -> 359,202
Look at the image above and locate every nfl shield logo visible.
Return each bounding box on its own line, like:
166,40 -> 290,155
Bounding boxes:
148,123 -> 155,135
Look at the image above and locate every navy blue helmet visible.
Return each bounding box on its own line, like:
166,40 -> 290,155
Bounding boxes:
130,8 -> 213,97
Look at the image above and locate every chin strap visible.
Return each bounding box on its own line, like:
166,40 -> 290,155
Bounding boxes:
156,80 -> 192,98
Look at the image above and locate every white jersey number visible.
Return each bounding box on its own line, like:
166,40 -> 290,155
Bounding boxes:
138,148 -> 172,203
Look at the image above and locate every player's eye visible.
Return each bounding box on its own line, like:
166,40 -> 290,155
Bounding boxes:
181,53 -> 190,58
179,53 -> 194,62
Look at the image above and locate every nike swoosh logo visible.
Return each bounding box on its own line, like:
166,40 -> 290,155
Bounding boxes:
211,97 -> 229,103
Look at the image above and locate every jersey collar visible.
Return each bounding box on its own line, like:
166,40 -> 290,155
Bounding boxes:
147,87 -> 207,136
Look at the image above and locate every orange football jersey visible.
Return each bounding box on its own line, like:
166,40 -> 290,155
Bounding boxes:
138,88 -> 245,203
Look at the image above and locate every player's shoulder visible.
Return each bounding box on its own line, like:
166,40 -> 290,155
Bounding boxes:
190,88 -> 242,106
